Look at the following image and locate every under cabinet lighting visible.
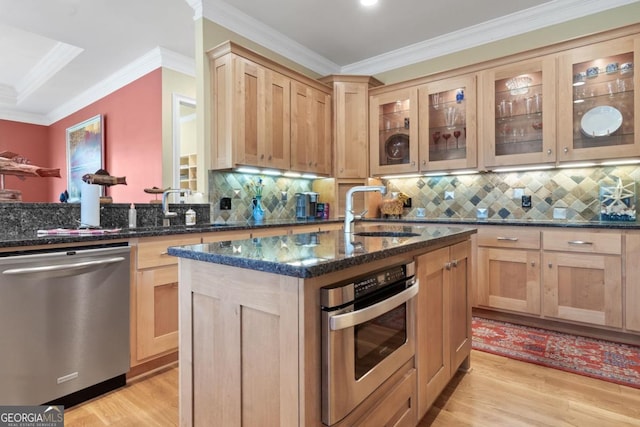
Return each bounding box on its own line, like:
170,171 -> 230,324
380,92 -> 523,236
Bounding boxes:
451,170 -> 480,176
236,167 -> 260,174
600,159 -> 640,166
284,171 -> 301,178
262,169 -> 282,176
360,0 -> 378,6
380,174 -> 422,179
558,162 -> 597,169
302,173 -> 319,179
491,165 -> 554,173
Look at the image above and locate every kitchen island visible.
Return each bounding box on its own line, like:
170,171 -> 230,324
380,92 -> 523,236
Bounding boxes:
168,223 -> 476,426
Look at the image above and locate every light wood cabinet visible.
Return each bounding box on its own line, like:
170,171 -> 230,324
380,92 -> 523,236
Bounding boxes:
132,235 -> 200,364
320,75 -> 383,178
557,36 -> 640,163
416,240 -> 471,419
370,87 -> 419,175
210,52 -> 291,170
542,229 -> 622,328
208,41 -> 331,174
625,232 -> 640,332
290,81 -> 332,175
476,227 -> 541,315
418,74 -> 478,171
479,56 -> 557,168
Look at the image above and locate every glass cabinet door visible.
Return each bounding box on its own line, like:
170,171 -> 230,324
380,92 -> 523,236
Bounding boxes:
480,56 -> 556,168
418,74 -> 477,171
558,36 -> 639,162
369,87 -> 418,175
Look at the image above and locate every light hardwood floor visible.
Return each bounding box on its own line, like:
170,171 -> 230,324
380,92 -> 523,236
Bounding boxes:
65,350 -> 640,426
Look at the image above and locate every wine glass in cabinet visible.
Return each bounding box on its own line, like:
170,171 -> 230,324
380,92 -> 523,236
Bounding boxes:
557,36 -> 640,163
480,56 -> 556,168
369,87 -> 419,175
418,74 -> 477,171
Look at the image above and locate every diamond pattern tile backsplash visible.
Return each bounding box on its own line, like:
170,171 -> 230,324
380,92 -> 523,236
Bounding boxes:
209,166 -> 640,223
208,171 -> 313,222
385,166 -> 640,222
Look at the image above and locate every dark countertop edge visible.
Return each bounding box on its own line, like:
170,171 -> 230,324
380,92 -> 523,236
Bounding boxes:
167,228 -> 477,279
363,218 -> 640,229
0,219 -> 343,249
2,216 -> 638,249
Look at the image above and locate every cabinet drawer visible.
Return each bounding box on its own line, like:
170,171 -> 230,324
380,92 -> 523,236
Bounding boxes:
477,227 -> 540,249
543,230 -> 621,255
136,235 -> 201,269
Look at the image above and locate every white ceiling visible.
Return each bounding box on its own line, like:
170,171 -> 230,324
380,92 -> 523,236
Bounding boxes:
0,0 -> 637,126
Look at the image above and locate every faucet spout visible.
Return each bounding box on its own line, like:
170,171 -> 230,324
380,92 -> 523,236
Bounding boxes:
344,185 -> 386,234
162,188 -> 192,225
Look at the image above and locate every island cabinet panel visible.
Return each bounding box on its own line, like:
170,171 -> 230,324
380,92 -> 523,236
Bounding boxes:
415,240 -> 472,419
179,259 -> 300,427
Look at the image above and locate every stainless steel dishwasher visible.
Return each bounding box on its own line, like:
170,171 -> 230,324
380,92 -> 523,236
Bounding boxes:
0,243 -> 130,406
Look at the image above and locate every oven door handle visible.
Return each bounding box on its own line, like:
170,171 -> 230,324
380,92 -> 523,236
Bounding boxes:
329,280 -> 419,331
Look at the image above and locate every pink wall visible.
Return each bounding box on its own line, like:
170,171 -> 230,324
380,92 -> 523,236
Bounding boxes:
0,120 -> 51,202
47,68 -> 163,203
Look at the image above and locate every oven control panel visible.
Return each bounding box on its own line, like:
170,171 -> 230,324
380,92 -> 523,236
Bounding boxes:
354,263 -> 410,299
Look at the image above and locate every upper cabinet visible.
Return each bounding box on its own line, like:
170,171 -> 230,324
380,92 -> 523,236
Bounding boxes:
418,74 -> 477,171
557,36 -> 640,163
208,41 -> 332,175
479,56 -> 557,168
370,87 -> 419,175
290,81 -> 332,175
320,76 -> 383,179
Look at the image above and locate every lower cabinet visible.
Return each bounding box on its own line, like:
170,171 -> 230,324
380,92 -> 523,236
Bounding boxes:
415,240 -> 472,419
131,235 -> 201,366
542,230 -> 622,328
476,227 -> 541,315
625,232 -> 640,332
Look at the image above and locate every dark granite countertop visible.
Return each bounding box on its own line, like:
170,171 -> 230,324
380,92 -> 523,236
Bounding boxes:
167,223 -> 477,278
364,218 -> 640,229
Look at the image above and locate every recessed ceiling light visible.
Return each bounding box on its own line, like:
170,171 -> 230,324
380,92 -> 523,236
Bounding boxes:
360,0 -> 378,6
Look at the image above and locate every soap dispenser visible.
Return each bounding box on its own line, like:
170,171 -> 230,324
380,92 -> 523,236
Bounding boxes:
186,208 -> 196,226
128,203 -> 137,228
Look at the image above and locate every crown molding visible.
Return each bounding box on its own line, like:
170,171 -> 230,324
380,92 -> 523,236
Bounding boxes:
0,107 -> 49,126
343,0 -> 640,74
44,47 -> 194,125
185,0 -> 203,19
201,0 -> 340,76
16,42 -> 83,105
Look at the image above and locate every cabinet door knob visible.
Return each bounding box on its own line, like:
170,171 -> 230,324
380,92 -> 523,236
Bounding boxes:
268,155 -> 272,161
260,154 -> 264,160
548,263 -> 553,268
445,262 -> 452,270
451,259 -> 458,267
563,147 -> 569,154
422,160 -> 426,166
547,149 -> 552,155
531,261 -> 536,267
411,161 -> 415,167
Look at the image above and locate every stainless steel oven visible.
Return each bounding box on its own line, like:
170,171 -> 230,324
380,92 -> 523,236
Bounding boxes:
321,260 -> 418,426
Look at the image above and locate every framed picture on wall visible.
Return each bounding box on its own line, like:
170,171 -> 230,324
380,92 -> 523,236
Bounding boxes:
66,114 -> 104,202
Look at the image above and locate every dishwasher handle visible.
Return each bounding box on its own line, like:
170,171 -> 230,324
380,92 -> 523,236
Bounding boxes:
2,256 -> 126,276
329,280 -> 419,331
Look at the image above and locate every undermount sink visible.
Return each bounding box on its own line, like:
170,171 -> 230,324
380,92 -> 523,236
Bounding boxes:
353,231 -> 420,237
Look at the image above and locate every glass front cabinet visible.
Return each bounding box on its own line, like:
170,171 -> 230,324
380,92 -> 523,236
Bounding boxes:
369,87 -> 419,175
418,74 -> 477,171
480,56 -> 556,168
557,36 -> 639,163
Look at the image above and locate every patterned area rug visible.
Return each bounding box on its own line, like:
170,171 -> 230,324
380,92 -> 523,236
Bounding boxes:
472,317 -> 640,389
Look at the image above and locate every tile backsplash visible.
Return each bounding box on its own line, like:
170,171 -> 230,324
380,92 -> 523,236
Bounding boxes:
384,165 -> 640,222
208,171 -> 313,222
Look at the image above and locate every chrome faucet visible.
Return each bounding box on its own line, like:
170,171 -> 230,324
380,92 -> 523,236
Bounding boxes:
162,188 -> 192,226
344,185 -> 386,234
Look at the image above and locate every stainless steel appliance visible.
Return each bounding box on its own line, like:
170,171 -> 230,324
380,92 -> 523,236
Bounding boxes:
321,260 -> 418,425
295,191 -> 319,219
0,243 -> 131,406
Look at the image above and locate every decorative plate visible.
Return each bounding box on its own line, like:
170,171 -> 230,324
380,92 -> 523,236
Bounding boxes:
385,133 -> 409,160
580,106 -> 623,137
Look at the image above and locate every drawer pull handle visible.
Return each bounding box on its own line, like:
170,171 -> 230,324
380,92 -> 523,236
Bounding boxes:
568,240 -> 593,246
548,263 -> 553,268
497,237 -> 518,241
531,261 -> 536,267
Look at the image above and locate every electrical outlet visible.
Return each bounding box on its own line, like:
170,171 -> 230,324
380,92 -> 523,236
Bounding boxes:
220,197 -> 231,210
521,195 -> 532,208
